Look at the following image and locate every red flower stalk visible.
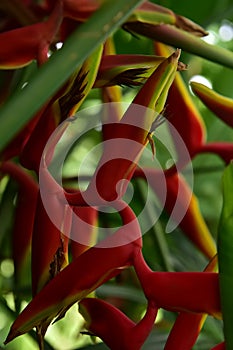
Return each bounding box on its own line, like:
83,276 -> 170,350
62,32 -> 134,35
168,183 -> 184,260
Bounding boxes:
200,142 -> 233,164
164,256 -> 218,350
79,298 -> 157,350
133,249 -> 221,317
0,1 -> 63,68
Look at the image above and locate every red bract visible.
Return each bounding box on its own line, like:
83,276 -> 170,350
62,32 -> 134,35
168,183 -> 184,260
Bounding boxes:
164,256 -> 218,350
0,1 -> 63,68
31,194 -> 70,296
70,206 -> 98,258
211,342 -> 226,350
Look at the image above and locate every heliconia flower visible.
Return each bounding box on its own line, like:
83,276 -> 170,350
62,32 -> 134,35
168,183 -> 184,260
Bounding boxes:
127,1 -> 207,37
133,249 -> 221,318
0,161 -> 38,288
164,256 -> 218,350
191,82 -> 233,128
5,203 -> 142,344
67,50 -> 181,205
79,298 -> 157,350
135,168 -> 217,259
0,1 -> 63,68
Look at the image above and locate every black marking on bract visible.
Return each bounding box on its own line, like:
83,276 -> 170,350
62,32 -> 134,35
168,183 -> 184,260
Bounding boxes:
59,69 -> 88,119
112,67 -> 149,87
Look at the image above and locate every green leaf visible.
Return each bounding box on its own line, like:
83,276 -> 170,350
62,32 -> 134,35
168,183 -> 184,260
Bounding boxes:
218,161 -> 233,350
0,0 -> 144,151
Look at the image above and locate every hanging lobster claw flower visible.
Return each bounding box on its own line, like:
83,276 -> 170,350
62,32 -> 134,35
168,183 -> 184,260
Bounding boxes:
133,249 -> 221,318
191,82 -> 233,128
164,256 -> 218,350
79,298 -> 157,350
5,203 -> 142,344
0,1 -> 63,68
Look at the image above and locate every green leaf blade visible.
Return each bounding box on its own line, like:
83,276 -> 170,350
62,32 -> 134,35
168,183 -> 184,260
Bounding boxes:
218,161 -> 233,350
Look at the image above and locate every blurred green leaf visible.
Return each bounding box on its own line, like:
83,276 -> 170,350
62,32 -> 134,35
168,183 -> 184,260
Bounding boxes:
218,162 -> 233,350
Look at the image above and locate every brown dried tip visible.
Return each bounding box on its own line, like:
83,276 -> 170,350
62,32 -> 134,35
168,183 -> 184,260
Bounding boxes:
176,15 -> 208,37
178,61 -> 188,71
173,48 -> 181,60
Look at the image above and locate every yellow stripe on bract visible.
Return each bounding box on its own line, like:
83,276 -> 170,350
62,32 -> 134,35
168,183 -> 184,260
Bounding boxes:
59,45 -> 103,118
191,82 -> 233,109
189,194 -> 217,259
